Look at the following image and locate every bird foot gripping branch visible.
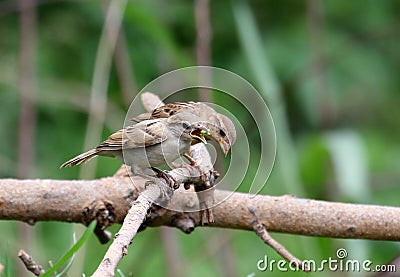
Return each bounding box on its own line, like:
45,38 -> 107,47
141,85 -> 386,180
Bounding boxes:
168,153 -> 219,225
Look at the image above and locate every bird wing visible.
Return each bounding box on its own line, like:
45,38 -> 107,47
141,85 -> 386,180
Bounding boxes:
130,102 -> 196,122
150,102 -> 197,118
96,119 -> 168,151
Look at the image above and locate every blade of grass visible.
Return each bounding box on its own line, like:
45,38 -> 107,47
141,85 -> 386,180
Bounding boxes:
54,233 -> 78,277
116,268 -> 126,277
41,221 -> 97,277
232,0 -> 302,196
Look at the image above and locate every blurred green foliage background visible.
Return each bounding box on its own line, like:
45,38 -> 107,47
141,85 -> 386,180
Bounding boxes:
1,0 -> 400,276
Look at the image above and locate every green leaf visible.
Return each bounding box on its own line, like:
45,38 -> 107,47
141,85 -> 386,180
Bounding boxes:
41,221 -> 97,277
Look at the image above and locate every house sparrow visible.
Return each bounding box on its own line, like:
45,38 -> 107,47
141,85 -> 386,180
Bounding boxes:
134,96 -> 234,224
132,102 -> 236,155
60,112 -> 210,175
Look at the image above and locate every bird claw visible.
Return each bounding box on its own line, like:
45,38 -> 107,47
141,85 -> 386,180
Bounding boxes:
151,167 -> 179,189
183,153 -> 197,166
181,153 -> 209,183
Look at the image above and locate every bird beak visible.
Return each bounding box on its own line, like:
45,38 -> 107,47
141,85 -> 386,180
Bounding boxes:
196,122 -> 232,156
217,137 -> 231,156
190,122 -> 233,156
190,125 -> 210,145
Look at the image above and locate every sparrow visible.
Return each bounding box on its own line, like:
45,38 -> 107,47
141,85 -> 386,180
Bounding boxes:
60,112 -> 210,175
132,101 -> 236,156
133,97 -> 234,224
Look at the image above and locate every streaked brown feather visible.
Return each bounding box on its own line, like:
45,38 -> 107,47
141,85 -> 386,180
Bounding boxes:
61,118 -> 170,168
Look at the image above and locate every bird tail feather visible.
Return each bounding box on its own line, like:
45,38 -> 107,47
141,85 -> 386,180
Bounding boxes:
60,149 -> 99,168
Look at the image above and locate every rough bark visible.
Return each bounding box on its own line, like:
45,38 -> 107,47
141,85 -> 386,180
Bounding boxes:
1,169 -> 400,241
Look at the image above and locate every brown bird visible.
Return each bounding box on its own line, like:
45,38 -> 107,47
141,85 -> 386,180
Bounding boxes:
132,101 -> 236,156
60,112 -> 210,175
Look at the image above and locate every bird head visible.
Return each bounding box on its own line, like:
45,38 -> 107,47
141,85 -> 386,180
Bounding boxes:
166,111 -> 236,155
196,121 -> 234,156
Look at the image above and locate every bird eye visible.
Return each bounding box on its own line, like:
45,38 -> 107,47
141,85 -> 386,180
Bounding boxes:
182,122 -> 191,129
219,129 -> 226,137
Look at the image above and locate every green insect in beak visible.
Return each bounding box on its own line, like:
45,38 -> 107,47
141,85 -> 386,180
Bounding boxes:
190,125 -> 210,144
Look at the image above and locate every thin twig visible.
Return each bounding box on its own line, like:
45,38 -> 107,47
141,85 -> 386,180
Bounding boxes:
249,207 -> 311,273
18,249 -> 45,276
140,92 -> 164,111
91,182 -> 167,277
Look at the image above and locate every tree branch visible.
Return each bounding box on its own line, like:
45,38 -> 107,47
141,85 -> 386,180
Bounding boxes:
249,208 -> 310,272
18,249 -> 45,276
1,172 -> 400,241
92,182 -> 165,277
